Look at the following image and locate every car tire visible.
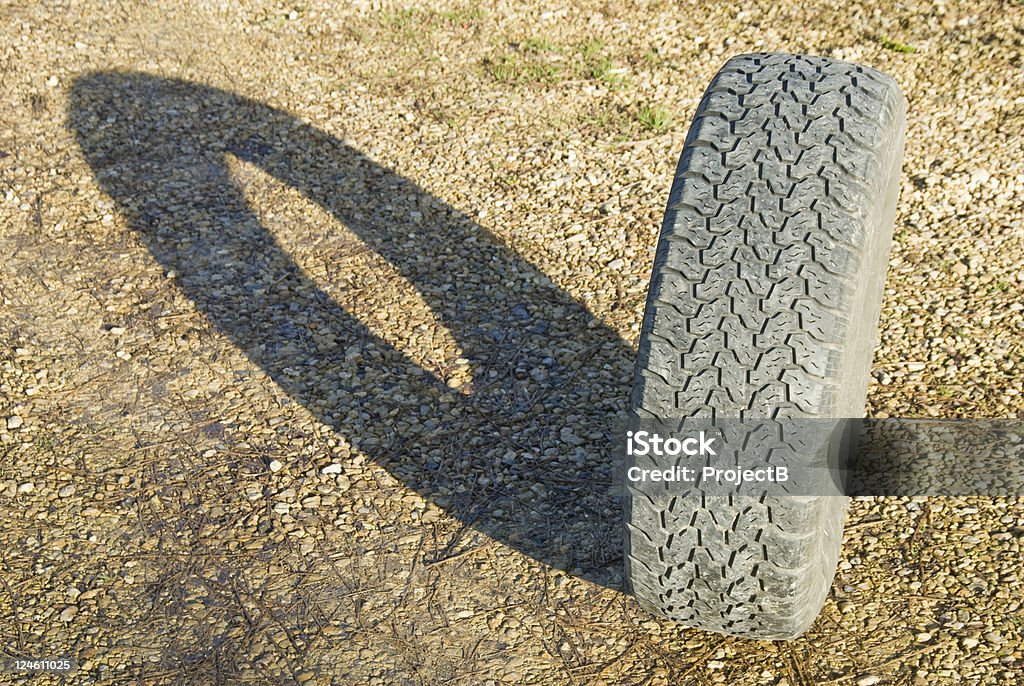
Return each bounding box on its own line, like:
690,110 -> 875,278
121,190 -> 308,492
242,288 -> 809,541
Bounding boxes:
625,53 -> 906,639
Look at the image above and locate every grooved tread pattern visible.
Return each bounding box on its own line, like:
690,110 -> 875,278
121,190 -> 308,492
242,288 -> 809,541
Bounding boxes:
625,53 -> 905,639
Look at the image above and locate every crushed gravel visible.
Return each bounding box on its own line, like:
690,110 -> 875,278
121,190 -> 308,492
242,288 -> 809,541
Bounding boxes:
0,1 -> 1022,684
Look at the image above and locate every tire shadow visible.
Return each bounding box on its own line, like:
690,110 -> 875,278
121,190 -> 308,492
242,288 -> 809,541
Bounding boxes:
68,73 -> 636,588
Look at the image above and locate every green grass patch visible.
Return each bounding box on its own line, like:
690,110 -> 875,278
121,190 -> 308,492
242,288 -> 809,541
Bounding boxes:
583,105 -> 632,138
637,104 -> 671,132
34,435 -> 57,451
483,35 -> 564,85
879,36 -> 917,53
427,106 -> 459,130
439,5 -> 484,24
483,54 -> 561,84
587,111 -> 611,129
577,38 -> 605,59
519,36 -> 559,53
484,35 -> 627,87
571,39 -> 626,85
582,56 -> 614,80
384,7 -> 420,30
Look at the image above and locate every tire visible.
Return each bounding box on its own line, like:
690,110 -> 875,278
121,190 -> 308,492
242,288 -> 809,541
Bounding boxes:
625,53 -> 906,639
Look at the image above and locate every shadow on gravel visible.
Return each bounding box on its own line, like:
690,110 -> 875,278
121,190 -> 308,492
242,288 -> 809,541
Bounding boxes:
68,73 -> 635,588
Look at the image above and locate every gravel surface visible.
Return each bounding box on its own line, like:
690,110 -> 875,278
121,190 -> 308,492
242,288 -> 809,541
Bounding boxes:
1,1 -> 1022,684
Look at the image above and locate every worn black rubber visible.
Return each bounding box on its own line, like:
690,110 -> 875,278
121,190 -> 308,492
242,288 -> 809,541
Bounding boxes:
625,53 -> 906,639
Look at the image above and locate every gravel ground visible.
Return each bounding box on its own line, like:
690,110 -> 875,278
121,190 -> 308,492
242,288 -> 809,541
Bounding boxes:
1,1 -> 1022,684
